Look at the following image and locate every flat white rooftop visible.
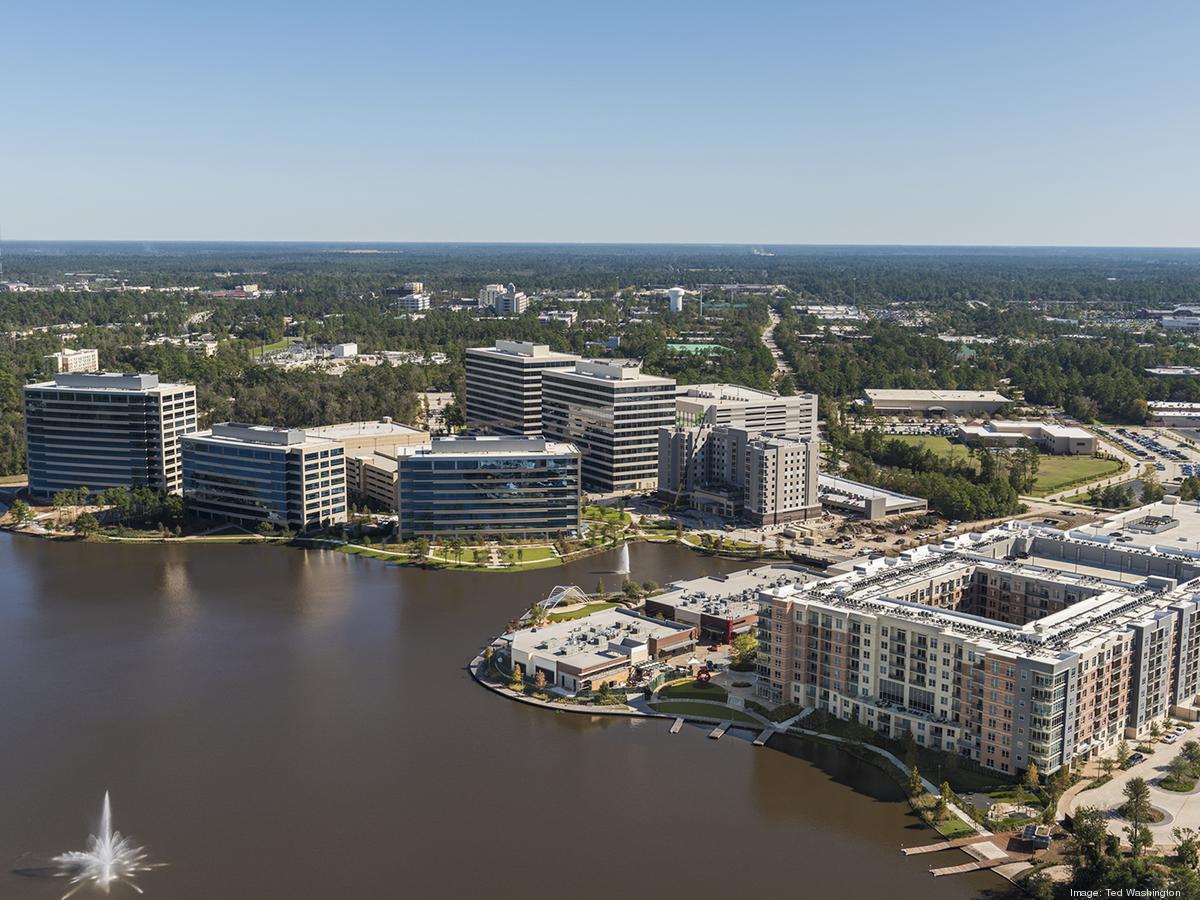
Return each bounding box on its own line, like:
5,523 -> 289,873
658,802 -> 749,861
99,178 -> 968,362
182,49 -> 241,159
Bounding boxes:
307,419 -> 427,439
27,372 -> 193,394
865,388 -> 1010,404
654,564 -> 815,620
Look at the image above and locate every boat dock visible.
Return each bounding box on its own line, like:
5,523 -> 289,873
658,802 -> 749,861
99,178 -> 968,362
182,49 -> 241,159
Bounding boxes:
753,728 -> 773,746
708,721 -> 731,739
669,717 -> 683,734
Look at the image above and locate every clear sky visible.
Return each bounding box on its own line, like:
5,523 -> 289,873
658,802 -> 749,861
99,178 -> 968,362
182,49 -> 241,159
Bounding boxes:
4,0 -> 1197,245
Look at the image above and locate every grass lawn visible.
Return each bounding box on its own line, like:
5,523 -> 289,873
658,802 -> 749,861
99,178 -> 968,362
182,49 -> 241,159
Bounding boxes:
1030,455 -> 1124,496
658,680 -> 729,701
891,435 -> 977,466
583,505 -> 631,525
253,337 -> 295,354
0,474 -> 27,485
501,546 -> 557,563
547,602 -> 618,623
935,817 -> 977,839
650,700 -> 759,724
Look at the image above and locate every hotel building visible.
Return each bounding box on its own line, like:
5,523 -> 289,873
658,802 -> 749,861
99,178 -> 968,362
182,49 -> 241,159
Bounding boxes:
464,341 -> 579,436
658,425 -> 821,523
181,423 -> 347,529
756,509 -> 1200,776
541,360 -> 676,493
23,372 -> 197,498
396,436 -> 581,538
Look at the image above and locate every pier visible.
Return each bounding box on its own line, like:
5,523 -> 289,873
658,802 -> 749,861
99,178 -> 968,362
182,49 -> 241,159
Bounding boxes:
708,721 -> 731,739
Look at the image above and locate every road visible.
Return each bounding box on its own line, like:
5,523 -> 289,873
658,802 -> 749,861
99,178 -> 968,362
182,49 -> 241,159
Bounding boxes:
1068,729 -> 1200,850
761,308 -> 792,378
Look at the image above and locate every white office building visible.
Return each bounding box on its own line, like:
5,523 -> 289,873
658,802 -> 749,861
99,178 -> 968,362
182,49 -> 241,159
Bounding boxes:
465,341 -> 579,436
44,347 -> 100,373
674,383 -> 818,439
542,360 -> 676,493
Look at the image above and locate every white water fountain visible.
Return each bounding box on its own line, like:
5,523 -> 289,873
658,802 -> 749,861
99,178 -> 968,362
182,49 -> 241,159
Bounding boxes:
52,793 -> 160,898
616,542 -> 630,576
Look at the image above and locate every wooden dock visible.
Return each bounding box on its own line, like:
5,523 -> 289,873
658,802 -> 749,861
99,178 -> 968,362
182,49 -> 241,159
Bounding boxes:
669,717 -> 683,734
709,721 -> 732,739
930,858 -> 1007,877
901,836 -> 988,855
753,728 -> 773,746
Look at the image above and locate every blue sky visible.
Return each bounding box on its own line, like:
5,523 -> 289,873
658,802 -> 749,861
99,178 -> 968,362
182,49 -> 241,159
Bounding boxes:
3,0 -> 1197,245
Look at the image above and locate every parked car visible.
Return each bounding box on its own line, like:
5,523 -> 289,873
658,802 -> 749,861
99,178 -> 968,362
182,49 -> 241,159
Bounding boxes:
1129,752 -> 1146,765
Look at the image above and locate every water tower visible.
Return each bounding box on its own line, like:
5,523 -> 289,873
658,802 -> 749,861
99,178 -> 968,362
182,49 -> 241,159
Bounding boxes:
667,287 -> 685,313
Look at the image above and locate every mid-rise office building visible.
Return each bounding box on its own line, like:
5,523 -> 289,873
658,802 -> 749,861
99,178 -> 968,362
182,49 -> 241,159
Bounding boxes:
181,423 -> 347,529
674,383 -> 818,438
396,436 -> 580,538
23,372 -> 197,499
394,293 -> 430,312
44,347 -> 100,373
479,282 -> 527,314
465,341 -> 579,436
658,424 -> 821,523
756,510 -> 1200,776
542,360 -> 676,493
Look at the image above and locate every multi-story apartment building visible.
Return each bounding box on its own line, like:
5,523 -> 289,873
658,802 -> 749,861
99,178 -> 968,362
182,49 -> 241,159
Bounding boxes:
44,347 -> 100,373
23,372 -> 197,498
756,517 -> 1200,776
181,423 -> 347,529
464,341 -> 579,436
541,360 -> 676,493
395,436 -> 580,538
674,384 -> 818,439
658,425 -> 821,523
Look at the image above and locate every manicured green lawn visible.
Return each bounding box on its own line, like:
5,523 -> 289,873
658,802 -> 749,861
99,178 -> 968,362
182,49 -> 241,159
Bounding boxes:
651,700 -> 759,724
659,681 -> 729,701
502,546 -> 557,563
935,817 -> 977,839
583,505 -> 631,525
253,337 -> 295,354
1030,456 -> 1123,495
547,602 -> 618,623
891,435 -> 977,466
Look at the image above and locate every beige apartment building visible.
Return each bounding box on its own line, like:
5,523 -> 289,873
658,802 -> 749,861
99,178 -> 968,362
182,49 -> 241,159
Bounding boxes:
757,518 -> 1200,776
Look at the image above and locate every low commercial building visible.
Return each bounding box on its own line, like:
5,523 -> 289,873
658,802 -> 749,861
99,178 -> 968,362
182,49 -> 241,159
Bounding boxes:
645,564 -> 813,643
1149,402 -> 1200,427
306,418 -> 430,457
465,340 -> 579,436
955,420 -> 1097,455
181,423 -> 347,529
44,347 -> 100,373
23,372 -> 197,498
1146,366 -> 1200,377
817,474 -> 928,519
674,383 -> 818,439
396,436 -> 581,538
658,425 -> 821,523
864,388 -> 1010,416
502,607 -> 697,694
757,514 -> 1200,776
542,360 -> 676,493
